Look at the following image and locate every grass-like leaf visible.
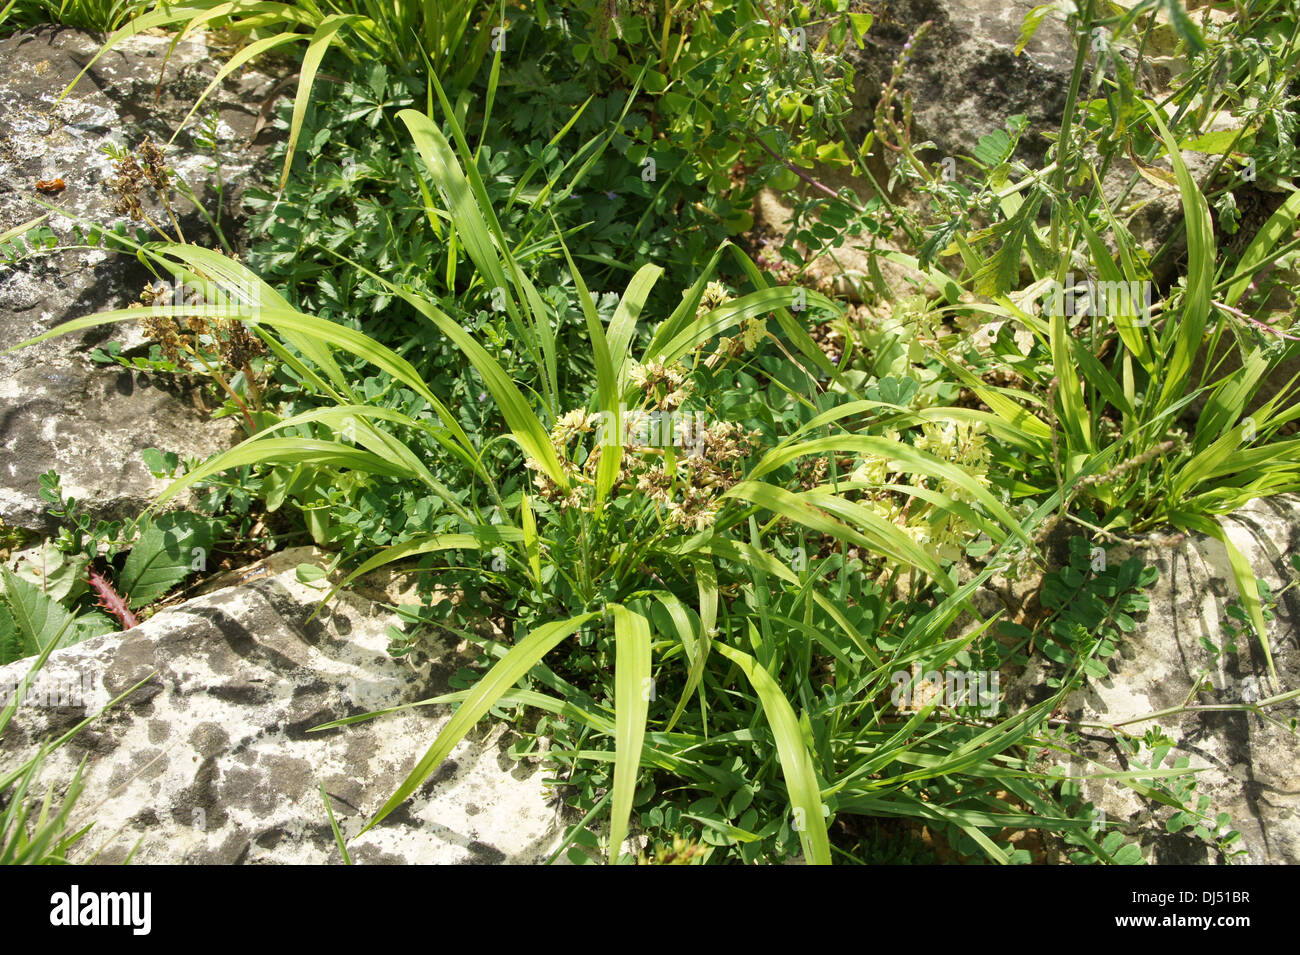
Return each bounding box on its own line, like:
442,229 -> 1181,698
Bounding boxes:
357,611 -> 600,837
609,605 -> 652,862
714,644 -> 830,865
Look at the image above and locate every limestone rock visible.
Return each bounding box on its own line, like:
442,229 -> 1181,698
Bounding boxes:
833,2 -> 1252,271
839,0 -> 1079,165
0,548 -> 567,864
1060,496 -> 1300,864
0,27 -> 278,534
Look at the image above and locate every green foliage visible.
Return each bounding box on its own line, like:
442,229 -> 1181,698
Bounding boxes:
0,0 -> 139,35
0,222 -> 58,261
117,511 -> 218,607
844,1 -> 1300,685
62,0 -> 498,194
11,81 -> 1172,864
240,23 -> 763,330
0,565 -> 112,664
0,469 -> 226,665
7,0 -> 1297,865
38,470 -> 134,564
0,519 -> 30,559
558,0 -> 881,277
879,3 -> 1300,539
1,629 -> 152,863
1120,732 -> 1247,864
0,637 -> 97,864
1013,537 -> 1158,687
996,534 -> 1265,864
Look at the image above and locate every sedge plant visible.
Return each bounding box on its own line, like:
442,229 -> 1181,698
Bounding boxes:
5,64 -> 1179,862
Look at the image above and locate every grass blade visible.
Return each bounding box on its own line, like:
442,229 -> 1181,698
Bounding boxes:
1222,189 -> 1300,307
714,644 -> 830,864
357,611 -> 600,836
279,15 -> 359,195
608,605 -> 652,862
320,784 -> 353,865
609,264 -> 663,387
1144,102 -> 1214,407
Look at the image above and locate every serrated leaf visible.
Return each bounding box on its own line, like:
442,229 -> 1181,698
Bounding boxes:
119,512 -> 218,607
973,192 -> 1043,296
0,568 -> 81,662
0,603 -> 18,665
917,217 -> 964,270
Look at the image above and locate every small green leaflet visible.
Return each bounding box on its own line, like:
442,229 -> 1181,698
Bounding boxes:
1015,4 -> 1054,56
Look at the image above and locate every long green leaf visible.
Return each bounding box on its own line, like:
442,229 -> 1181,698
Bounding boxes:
714,644 -> 830,864
279,15 -> 359,194
1145,102 -> 1215,407
608,605 -> 652,862
1222,189 -> 1300,307
315,528 -> 522,609
726,482 -> 954,589
748,435 -> 1031,546
358,612 -> 600,835
1207,517 -> 1276,686
400,108 -> 510,298
609,264 -> 663,388
558,234 -> 622,504
646,287 -> 838,370
387,286 -> 570,489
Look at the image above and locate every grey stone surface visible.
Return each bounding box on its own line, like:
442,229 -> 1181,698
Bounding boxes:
833,2 -> 1296,409
1014,496 -> 1300,864
839,0 -> 1079,164
835,4 -> 1244,268
0,27 -> 277,533
0,547 -> 567,864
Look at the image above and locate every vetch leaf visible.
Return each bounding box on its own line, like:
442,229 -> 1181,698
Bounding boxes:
1016,4 -> 1054,55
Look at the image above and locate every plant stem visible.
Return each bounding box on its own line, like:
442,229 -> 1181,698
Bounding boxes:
1051,0 -> 1096,253
189,347 -> 257,433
